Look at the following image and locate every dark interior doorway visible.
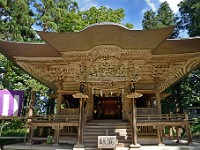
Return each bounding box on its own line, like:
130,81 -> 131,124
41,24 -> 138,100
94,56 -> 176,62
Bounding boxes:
93,96 -> 122,119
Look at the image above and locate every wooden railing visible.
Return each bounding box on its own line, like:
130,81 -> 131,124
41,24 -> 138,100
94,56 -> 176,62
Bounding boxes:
60,108 -> 79,116
31,114 -> 78,122
137,113 -> 186,121
126,113 -> 189,136
137,108 -> 158,115
30,115 -> 79,137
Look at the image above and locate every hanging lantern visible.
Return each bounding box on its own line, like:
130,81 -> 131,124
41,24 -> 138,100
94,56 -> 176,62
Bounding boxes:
130,82 -> 135,93
100,90 -> 103,97
79,83 -> 85,93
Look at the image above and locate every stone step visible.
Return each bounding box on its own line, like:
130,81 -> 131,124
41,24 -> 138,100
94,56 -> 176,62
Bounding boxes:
83,120 -> 132,148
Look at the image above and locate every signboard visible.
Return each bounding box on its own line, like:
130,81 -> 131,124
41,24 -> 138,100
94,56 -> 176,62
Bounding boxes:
0,90 -> 24,116
98,136 -> 117,149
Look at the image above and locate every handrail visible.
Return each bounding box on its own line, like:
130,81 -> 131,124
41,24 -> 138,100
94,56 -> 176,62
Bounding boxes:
31,115 -> 79,122
0,115 -> 79,122
137,114 -> 186,121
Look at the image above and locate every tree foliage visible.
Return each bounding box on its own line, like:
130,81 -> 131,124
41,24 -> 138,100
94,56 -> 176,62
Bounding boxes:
79,6 -> 133,29
33,0 -> 80,32
34,1 -> 133,32
142,1 -> 200,114
179,0 -> 200,37
163,69 -> 200,113
175,0 -> 200,112
0,0 -> 36,41
142,1 -> 179,38
0,0 -> 49,116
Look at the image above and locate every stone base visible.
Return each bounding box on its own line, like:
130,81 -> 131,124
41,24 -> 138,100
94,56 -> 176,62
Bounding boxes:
73,144 -> 85,150
73,148 -> 85,150
129,144 -> 141,149
25,143 -> 32,145
158,143 -> 165,146
53,143 -> 59,146
114,147 -> 129,150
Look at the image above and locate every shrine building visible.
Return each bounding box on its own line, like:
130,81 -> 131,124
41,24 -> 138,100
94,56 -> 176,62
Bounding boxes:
0,23 -> 200,149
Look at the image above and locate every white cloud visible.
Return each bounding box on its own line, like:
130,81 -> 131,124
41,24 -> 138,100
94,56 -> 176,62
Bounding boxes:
158,0 -> 182,13
145,0 -> 156,11
75,0 -> 99,10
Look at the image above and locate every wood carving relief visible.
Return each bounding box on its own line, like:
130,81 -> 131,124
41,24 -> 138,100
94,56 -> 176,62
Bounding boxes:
14,47 -> 200,92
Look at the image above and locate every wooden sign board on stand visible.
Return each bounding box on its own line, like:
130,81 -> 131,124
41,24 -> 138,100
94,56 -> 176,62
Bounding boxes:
98,136 -> 117,149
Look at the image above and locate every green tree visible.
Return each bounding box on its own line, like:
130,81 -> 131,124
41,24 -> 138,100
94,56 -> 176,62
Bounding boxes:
79,6 -> 133,29
142,1 -> 179,38
177,0 -> 200,112
142,9 -> 157,29
0,0 -> 50,116
142,1 -> 195,113
34,1 -> 133,32
0,0 -> 36,41
178,0 -> 200,37
33,0 -> 80,32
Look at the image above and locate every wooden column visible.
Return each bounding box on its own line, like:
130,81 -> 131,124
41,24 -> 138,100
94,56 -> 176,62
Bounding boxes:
28,91 -> 36,118
73,93 -> 89,149
157,124 -> 164,145
57,91 -> 62,115
155,92 -> 162,114
184,113 -> 192,144
53,125 -> 60,146
57,82 -> 63,115
77,97 -> 83,145
132,98 -> 137,145
27,91 -> 36,144
126,92 -> 142,149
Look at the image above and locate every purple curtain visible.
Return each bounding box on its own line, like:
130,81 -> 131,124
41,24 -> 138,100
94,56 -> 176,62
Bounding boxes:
0,90 -> 24,116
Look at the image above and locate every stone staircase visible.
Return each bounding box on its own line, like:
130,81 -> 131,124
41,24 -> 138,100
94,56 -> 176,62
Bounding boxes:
83,120 -> 132,149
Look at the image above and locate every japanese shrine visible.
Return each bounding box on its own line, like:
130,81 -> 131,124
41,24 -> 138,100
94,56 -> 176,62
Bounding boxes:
0,23 -> 200,149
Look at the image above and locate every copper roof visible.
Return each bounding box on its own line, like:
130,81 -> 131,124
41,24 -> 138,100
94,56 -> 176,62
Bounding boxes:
153,37 -> 200,54
0,40 -> 61,57
37,24 -> 175,52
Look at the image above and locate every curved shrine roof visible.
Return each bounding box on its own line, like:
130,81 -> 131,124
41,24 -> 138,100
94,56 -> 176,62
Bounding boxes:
37,24 -> 175,52
153,37 -> 200,54
1,24 -> 199,57
0,40 -> 61,57
0,23 -> 200,92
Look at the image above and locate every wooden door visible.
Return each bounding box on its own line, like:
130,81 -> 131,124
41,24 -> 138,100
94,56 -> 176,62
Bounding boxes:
101,99 -> 117,119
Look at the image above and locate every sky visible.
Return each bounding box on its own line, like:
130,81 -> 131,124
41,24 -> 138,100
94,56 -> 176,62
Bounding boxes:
75,0 -> 183,30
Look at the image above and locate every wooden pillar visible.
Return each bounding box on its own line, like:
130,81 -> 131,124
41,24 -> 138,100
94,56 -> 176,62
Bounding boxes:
81,98 -> 85,144
77,98 -> 83,145
57,91 -> 62,115
57,82 -> 63,115
53,125 -> 60,146
155,93 -> 162,114
157,124 -> 164,145
27,91 -> 36,144
28,91 -> 36,118
184,113 -> 192,144
126,92 -> 142,149
131,98 -> 137,145
73,93 -> 88,149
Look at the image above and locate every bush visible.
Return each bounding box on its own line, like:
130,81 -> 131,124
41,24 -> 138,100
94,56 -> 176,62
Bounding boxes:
0,119 -> 27,145
191,118 -> 200,134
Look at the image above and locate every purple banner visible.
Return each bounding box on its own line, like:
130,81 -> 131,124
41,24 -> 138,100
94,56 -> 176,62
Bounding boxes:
0,90 -> 24,116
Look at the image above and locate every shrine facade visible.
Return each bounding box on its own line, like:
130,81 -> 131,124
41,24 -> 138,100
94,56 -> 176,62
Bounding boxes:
0,23 -> 200,149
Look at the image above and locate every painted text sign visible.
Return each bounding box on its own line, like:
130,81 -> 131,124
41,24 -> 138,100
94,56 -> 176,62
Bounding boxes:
98,136 -> 117,149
